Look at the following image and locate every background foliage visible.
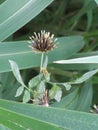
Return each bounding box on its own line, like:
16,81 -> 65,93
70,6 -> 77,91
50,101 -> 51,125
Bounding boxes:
0,0 -> 98,129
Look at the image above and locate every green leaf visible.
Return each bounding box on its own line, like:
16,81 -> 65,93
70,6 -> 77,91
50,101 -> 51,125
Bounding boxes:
23,90 -> 30,103
45,73 -> 50,82
54,89 -> 62,102
0,107 -> 62,130
62,69 -> 98,85
0,0 -> 53,41
76,79 -> 93,111
52,88 -> 79,109
0,36 -> 85,73
61,83 -> 72,90
71,69 -> 98,84
53,51 -> 98,70
53,69 -> 98,91
0,124 -> 10,130
52,80 -> 93,112
0,0 -> 6,4
0,72 -> 21,101
9,60 -> 25,86
94,0 -> 98,4
0,99 -> 98,130
54,55 -> 98,64
71,0 -> 96,30
37,81 -> 45,95
28,74 -> 42,88
15,86 -> 24,97
49,84 -> 62,102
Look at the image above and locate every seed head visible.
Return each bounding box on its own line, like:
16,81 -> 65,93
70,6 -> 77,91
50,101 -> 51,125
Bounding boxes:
29,30 -> 57,53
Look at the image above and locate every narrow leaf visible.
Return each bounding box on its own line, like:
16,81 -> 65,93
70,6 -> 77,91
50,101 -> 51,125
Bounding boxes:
1,99 -> 98,130
54,55 -> 98,64
0,107 -> 62,130
0,36 -> 85,73
0,0 -> 54,41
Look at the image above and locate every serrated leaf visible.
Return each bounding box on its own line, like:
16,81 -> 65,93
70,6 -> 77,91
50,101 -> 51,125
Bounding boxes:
9,60 -> 25,86
23,90 -> 30,103
15,86 -> 24,97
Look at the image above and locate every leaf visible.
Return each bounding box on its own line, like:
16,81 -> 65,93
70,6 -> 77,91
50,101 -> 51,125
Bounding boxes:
53,69 -> 98,91
37,81 -> 45,95
0,107 -> 62,130
94,0 -> 98,4
0,36 -> 85,73
15,86 -> 24,97
0,124 -> 10,130
53,51 -> 98,70
23,90 -> 30,103
9,60 -> 25,86
71,69 -> 98,84
53,80 -> 93,112
54,89 -> 62,102
0,72 -> 22,101
49,84 -> 62,102
1,99 -> 98,130
0,0 -> 6,4
54,55 -> 98,64
52,88 -> 79,109
0,0 -> 54,41
28,74 -> 42,88
76,79 -> 93,111
61,83 -> 72,90
70,0 -> 96,30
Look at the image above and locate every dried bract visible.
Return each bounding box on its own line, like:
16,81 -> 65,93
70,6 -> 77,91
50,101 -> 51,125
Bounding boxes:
29,30 -> 57,53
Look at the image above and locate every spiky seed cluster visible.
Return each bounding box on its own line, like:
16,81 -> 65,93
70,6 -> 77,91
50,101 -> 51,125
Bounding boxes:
29,30 -> 57,53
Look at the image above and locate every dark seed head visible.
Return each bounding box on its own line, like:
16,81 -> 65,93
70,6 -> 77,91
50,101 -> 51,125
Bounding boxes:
29,30 -> 57,53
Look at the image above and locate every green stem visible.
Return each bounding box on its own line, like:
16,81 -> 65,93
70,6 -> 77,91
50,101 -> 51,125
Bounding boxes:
40,52 -> 44,72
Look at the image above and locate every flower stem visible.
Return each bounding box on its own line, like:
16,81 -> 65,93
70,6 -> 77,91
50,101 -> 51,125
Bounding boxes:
40,52 -> 44,72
